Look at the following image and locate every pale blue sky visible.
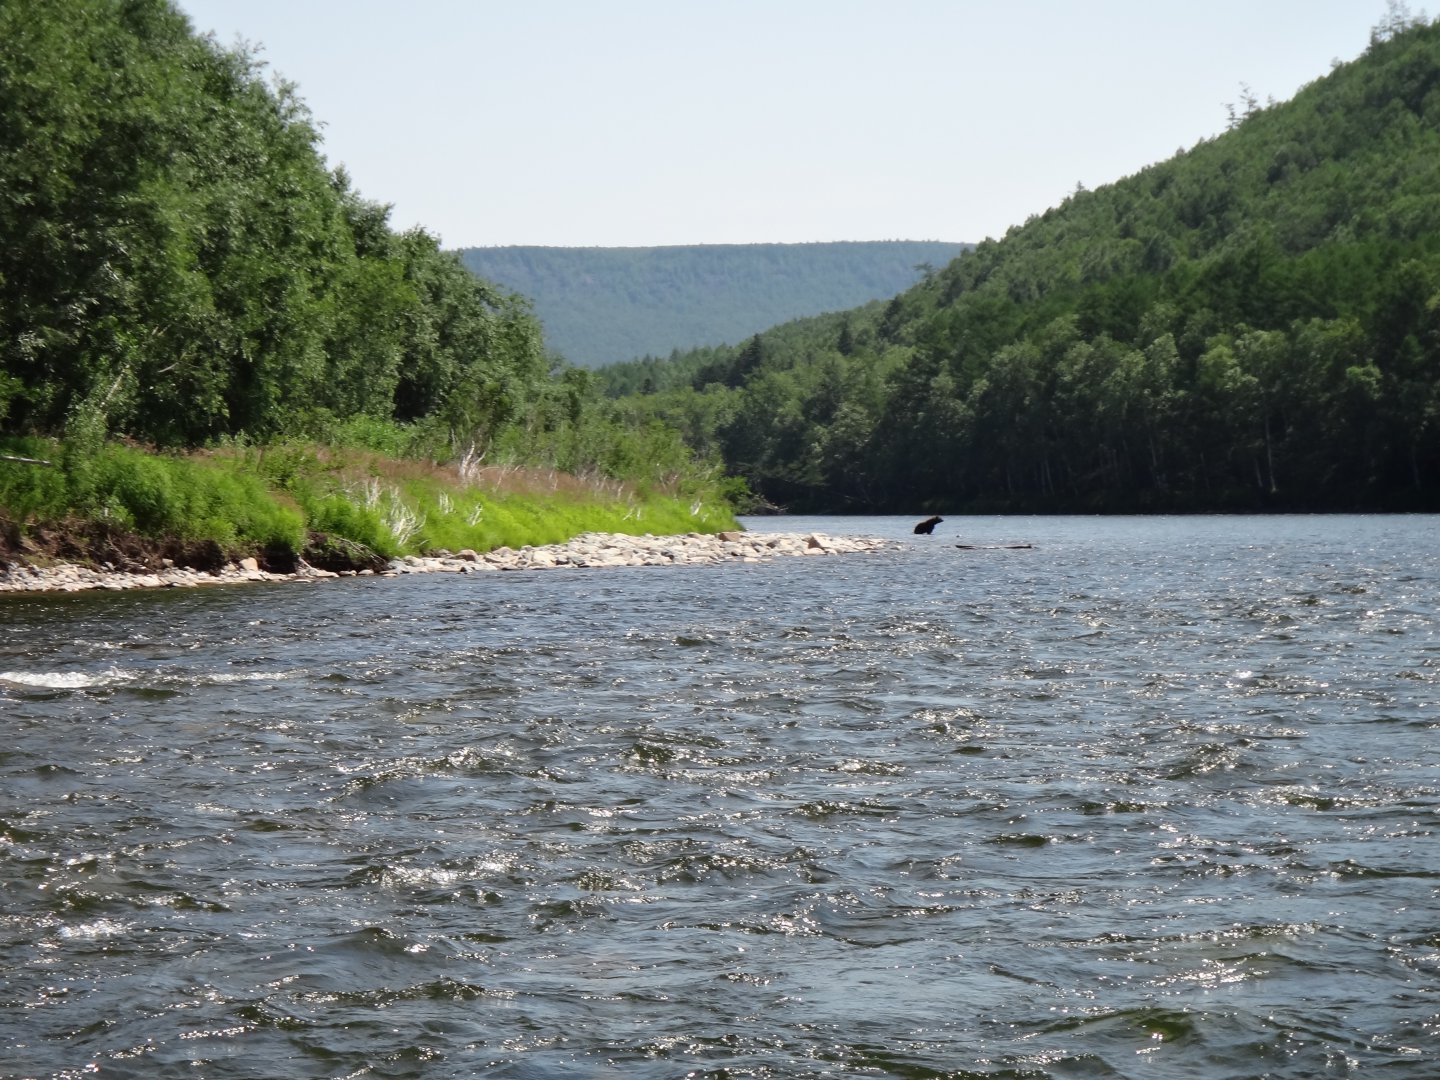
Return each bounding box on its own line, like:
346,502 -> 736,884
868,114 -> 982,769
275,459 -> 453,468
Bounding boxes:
177,1 -> 1402,249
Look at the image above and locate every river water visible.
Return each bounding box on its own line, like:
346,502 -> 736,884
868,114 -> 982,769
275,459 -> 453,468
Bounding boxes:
1,515 -> 1437,1079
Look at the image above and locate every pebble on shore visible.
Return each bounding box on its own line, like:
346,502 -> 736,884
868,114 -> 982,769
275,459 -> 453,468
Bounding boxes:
0,531 -> 896,594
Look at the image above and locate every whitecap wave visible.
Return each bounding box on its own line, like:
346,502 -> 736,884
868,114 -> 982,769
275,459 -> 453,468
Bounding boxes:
59,918 -> 130,940
205,671 -> 300,684
0,669 -> 128,689
0,668 -> 301,690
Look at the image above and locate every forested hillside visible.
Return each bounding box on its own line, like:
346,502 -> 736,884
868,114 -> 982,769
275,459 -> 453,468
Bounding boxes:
456,242 -> 967,367
606,13 -> 1440,513
0,0 -> 736,568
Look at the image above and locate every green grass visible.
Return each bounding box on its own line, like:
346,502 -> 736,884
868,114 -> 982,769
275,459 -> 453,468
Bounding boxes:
0,435 -> 741,564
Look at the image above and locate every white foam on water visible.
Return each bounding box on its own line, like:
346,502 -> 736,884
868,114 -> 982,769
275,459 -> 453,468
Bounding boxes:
59,918 -> 129,940
0,668 -> 302,690
0,668 -> 129,689
205,671 -> 300,684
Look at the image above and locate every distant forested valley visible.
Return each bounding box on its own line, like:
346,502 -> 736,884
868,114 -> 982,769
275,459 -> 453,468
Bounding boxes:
601,12 -> 1440,514
457,243 -> 967,368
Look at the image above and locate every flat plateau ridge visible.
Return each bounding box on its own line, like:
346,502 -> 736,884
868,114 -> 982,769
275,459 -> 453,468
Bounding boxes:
458,241 -> 968,366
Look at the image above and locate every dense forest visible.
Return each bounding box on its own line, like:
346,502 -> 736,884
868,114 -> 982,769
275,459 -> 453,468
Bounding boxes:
0,0 -> 736,564
1,0 -> 542,448
604,11 -> 1440,514
457,242 -> 967,368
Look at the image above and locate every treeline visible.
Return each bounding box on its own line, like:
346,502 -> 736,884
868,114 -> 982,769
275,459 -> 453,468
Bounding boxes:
603,14 -> 1440,513
457,242 -> 967,368
0,0 -> 718,506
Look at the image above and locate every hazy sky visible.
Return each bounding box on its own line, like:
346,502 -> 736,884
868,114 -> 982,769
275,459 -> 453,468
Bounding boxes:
176,1 -> 1398,249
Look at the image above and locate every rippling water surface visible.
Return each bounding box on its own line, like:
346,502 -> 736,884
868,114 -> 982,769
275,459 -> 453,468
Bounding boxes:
2,515 -> 1438,1079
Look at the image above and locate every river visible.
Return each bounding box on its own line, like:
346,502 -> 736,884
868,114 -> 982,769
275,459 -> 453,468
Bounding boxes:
2,515 -> 1437,1078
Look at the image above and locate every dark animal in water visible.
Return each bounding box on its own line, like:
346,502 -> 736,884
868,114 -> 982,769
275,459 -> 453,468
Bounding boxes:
913,515 -> 943,535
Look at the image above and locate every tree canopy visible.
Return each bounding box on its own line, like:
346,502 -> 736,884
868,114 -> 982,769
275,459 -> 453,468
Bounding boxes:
0,0 -> 549,454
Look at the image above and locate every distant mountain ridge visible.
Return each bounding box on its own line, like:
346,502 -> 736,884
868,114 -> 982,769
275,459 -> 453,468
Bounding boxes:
456,241 -> 969,367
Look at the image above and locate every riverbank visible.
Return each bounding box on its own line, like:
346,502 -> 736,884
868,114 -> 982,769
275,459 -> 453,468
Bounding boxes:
0,530 -> 895,593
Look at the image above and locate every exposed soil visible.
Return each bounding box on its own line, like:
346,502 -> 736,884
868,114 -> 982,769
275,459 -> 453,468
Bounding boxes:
0,515 -> 385,575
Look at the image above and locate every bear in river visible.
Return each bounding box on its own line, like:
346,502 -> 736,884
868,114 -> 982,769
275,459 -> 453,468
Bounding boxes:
913,515 -> 943,535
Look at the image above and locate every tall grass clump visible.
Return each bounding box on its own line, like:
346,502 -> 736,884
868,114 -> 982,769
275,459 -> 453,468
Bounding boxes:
0,438 -> 68,521
299,493 -> 399,558
89,445 -> 304,551
3,437 -> 305,554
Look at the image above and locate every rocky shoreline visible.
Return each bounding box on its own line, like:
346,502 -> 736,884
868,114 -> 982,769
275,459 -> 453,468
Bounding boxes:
0,530 -> 895,594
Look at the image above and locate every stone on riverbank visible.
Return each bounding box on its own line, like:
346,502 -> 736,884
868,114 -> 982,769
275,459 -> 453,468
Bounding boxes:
0,531 -> 895,594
